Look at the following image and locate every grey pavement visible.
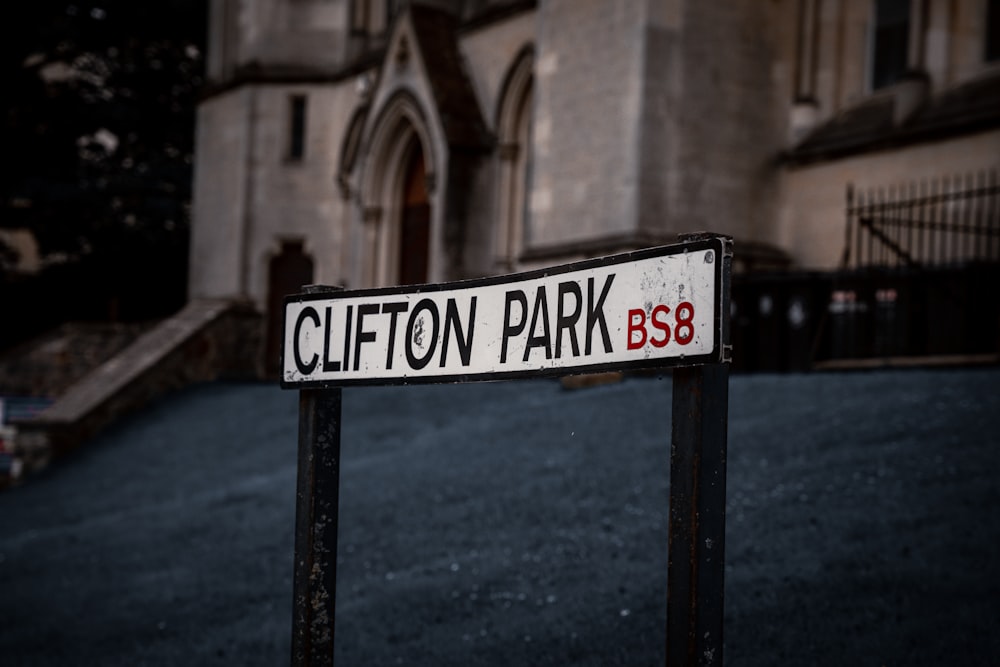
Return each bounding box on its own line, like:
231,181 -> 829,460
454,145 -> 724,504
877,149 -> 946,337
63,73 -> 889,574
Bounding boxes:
1,367 -> 999,666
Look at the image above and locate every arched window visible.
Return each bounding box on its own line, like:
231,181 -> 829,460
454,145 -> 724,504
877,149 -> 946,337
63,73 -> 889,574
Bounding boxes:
495,47 -> 534,271
987,0 -> 1000,62
869,0 -> 910,89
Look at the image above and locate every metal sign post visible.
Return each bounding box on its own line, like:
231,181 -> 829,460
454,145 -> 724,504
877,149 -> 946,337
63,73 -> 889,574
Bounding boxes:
290,286 -> 341,664
283,235 -> 732,666
667,233 -> 732,666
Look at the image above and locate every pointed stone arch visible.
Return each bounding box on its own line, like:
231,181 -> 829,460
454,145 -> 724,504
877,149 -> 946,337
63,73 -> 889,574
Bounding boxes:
342,5 -> 491,288
359,90 -> 438,286
494,45 -> 535,271
337,104 -> 369,201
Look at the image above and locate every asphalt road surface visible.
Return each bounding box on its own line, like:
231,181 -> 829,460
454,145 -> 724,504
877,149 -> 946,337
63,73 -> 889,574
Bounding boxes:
2,366 -> 999,666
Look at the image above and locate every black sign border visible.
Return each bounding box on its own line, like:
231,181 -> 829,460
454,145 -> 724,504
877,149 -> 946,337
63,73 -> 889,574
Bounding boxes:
280,236 -> 728,389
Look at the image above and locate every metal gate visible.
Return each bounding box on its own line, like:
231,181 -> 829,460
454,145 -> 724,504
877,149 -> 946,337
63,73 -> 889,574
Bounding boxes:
731,169 -> 1000,373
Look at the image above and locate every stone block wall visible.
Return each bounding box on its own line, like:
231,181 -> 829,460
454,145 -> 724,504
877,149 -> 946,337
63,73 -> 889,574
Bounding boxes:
10,299 -> 264,474
0,322 -> 153,398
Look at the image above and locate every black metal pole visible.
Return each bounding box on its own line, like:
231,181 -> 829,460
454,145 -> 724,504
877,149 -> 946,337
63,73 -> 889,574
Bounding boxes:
666,234 -> 731,666
666,363 -> 729,666
291,287 -> 343,667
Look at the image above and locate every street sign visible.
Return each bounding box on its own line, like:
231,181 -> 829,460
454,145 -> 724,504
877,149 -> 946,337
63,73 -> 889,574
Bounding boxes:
281,236 -> 728,388
285,233 -> 733,667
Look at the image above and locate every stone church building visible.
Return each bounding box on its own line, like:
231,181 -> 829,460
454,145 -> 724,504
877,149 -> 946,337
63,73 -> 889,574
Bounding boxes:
188,0 -> 1000,376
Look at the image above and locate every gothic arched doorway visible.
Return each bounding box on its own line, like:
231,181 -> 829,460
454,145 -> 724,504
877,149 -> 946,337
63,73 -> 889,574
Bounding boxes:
398,142 -> 430,285
357,91 -> 438,288
265,240 -> 314,378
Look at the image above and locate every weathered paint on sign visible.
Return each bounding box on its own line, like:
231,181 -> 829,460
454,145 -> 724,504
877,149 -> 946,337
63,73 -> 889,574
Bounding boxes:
280,237 -> 727,388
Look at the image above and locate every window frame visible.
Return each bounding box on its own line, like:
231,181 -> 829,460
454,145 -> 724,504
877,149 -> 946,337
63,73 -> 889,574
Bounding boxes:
986,0 -> 1000,62
868,0 -> 911,90
287,94 -> 308,163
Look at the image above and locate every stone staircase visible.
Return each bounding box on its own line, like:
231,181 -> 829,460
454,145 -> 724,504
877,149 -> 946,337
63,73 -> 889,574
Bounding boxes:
4,298 -> 262,474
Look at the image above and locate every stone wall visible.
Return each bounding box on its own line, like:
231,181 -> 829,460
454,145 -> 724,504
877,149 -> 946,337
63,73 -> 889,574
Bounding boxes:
10,299 -> 264,473
0,322 -> 154,398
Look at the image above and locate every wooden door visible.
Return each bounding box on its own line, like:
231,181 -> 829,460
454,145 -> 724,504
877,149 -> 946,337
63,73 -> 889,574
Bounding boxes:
266,241 -> 314,378
398,144 -> 430,285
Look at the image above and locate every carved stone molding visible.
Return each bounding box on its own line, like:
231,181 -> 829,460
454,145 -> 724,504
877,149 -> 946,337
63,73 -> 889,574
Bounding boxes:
336,173 -> 352,201
395,35 -> 410,68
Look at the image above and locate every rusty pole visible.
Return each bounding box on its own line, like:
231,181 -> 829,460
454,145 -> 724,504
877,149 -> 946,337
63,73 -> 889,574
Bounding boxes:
291,286 -> 342,666
666,235 -> 731,666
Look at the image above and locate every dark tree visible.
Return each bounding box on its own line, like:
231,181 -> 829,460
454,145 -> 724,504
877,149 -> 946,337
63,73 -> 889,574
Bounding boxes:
1,1 -> 206,346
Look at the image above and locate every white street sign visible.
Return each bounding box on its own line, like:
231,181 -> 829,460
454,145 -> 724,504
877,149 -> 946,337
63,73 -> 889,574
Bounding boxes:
281,237 -> 728,387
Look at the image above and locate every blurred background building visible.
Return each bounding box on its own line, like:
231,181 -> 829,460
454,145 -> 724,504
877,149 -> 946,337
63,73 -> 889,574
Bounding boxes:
189,0 -> 999,376
3,0 -> 999,475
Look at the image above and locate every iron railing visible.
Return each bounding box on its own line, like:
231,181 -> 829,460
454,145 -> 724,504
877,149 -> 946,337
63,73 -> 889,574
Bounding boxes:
844,169 -> 1000,270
